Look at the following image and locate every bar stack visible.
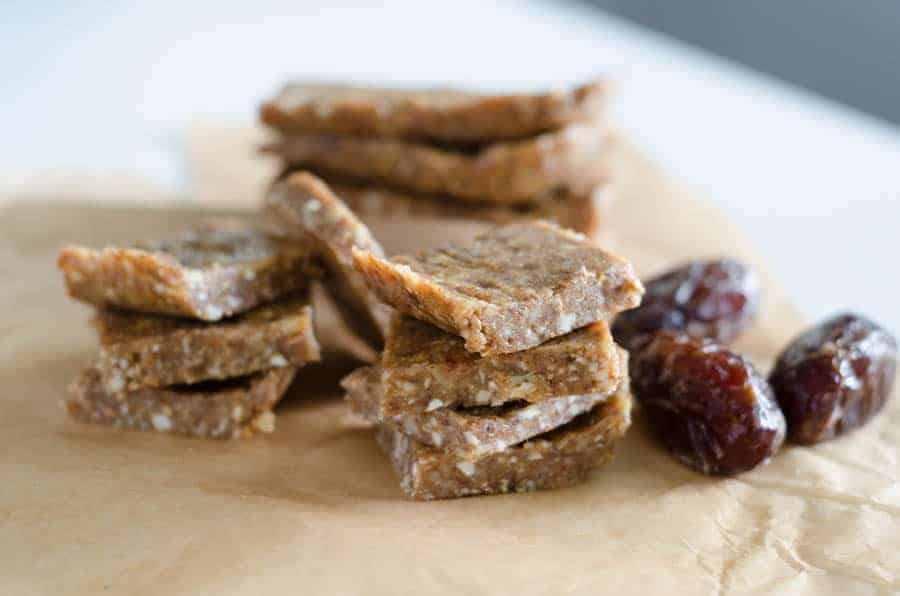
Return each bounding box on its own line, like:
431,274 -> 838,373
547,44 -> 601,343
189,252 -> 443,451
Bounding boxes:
265,172 -> 643,499
259,80 -> 614,239
58,223 -> 323,439
348,219 -> 643,499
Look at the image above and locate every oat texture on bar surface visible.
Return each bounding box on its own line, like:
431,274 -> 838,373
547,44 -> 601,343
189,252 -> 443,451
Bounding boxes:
344,363 -> 625,457
67,367 -> 297,440
93,292 -> 319,394
353,221 -> 643,355
58,222 -> 320,321
375,389 -> 632,500
260,80 -> 607,144
349,314 -> 622,417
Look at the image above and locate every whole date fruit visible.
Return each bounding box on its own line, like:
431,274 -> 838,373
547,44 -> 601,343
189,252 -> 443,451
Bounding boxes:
769,313 -> 897,444
613,259 -> 760,350
631,332 -> 786,475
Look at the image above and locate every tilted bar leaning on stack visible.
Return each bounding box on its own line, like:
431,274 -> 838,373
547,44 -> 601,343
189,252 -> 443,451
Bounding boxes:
58,223 -> 323,439
265,172 -> 393,347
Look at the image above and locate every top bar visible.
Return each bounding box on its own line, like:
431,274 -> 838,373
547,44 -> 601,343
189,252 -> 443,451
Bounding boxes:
260,80 -> 607,144
353,221 -> 642,355
58,222 -> 321,321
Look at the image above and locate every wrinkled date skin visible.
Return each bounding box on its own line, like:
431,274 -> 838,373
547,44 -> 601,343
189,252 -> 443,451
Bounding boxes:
613,259 -> 760,350
769,313 -> 897,444
631,332 -> 786,475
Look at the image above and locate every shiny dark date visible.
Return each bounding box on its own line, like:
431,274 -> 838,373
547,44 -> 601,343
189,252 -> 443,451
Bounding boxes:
613,259 -> 760,350
769,313 -> 897,444
631,332 -> 786,475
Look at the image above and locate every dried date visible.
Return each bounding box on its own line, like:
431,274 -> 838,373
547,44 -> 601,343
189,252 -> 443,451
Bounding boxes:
613,259 -> 760,350
631,332 -> 786,475
769,313 -> 897,444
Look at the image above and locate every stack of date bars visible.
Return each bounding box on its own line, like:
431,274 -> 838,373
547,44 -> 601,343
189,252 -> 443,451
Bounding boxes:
264,174 -> 644,499
259,80 -> 613,237
58,223 -> 324,439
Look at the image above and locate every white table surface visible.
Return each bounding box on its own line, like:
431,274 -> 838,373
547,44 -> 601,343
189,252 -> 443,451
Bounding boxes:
3,0 -> 900,333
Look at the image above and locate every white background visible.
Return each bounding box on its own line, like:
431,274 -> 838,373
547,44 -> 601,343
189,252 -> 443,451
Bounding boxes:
3,0 -> 899,333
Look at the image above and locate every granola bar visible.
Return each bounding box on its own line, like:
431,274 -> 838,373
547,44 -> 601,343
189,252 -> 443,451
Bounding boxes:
347,315 -> 622,416
260,80 -> 607,144
66,367 -> 296,439
375,389 -> 632,500
264,172 -> 391,345
326,179 -> 606,237
263,123 -> 610,204
93,292 -> 319,394
353,221 -> 643,355
344,363 -> 624,456
58,223 -> 320,321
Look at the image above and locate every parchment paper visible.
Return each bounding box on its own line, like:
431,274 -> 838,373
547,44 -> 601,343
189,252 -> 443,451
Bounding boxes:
1,138 -> 898,595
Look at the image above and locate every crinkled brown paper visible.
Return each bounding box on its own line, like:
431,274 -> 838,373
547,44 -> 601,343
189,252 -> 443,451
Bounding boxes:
0,130 -> 897,595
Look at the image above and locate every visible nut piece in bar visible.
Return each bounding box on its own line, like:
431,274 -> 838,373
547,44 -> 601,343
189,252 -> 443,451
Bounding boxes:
353,221 -> 643,355
94,292 -> 320,394
260,80 -> 607,144
66,367 -> 297,440
58,223 -> 321,321
375,390 -> 632,500
344,363 -> 624,456
354,315 -> 623,417
263,124 -> 611,204
265,172 -> 391,345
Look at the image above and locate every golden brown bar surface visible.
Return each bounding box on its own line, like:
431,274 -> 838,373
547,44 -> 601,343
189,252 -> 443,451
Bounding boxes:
264,172 -> 391,346
94,292 -> 319,394
67,367 -> 297,440
353,221 -> 643,355
348,315 -> 622,417
375,390 -> 631,500
344,363 -> 623,457
260,80 -> 607,144
58,223 -> 320,321
263,124 -> 610,205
